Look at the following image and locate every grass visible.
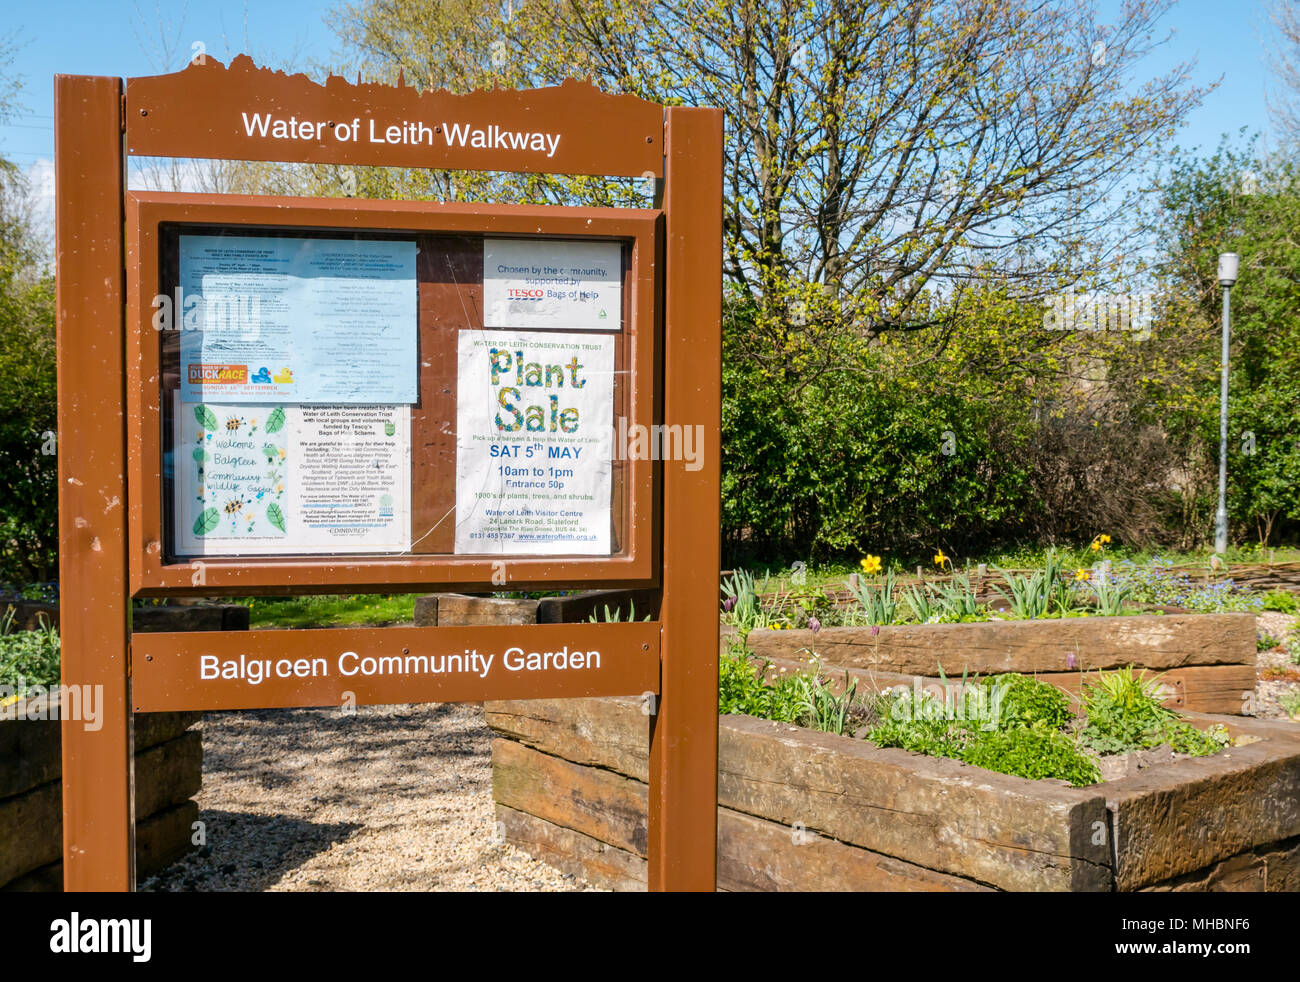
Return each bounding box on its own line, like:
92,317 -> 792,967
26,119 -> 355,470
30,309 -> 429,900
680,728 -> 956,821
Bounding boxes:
232,594 -> 419,629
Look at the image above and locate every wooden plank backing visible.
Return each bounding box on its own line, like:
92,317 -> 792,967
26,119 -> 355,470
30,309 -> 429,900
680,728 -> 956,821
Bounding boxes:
746,613 -> 1256,676
1107,739 -> 1300,890
755,655 -> 1258,717
718,715 -> 1112,892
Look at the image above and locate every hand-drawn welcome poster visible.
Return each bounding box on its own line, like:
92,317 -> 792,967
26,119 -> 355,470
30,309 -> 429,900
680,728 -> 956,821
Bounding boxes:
172,397 -> 411,556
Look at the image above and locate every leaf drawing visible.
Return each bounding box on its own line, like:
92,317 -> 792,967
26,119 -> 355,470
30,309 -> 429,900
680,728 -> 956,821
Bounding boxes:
265,407 -> 286,434
266,503 -> 286,533
194,405 -> 218,430
192,507 -> 220,536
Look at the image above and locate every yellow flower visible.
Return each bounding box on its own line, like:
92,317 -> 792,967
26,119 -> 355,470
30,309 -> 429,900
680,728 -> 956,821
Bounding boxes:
933,549 -> 949,569
1100,534 -> 1111,544
1074,569 -> 1091,582
860,554 -> 882,575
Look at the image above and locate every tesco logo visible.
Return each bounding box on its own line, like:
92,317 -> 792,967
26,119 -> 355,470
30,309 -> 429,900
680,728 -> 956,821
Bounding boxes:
507,288 -> 544,300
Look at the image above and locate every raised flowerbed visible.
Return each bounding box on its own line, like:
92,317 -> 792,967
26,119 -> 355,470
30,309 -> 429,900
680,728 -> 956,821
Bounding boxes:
431,589 -> 1296,891
486,695 -> 1300,891
0,602 -> 248,889
745,613 -> 1257,714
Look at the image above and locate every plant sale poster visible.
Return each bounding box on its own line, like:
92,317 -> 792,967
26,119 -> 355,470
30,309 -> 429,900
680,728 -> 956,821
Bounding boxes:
454,329 -> 615,555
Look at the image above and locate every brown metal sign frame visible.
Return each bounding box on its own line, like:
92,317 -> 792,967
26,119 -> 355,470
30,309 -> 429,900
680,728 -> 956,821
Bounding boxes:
126,193 -> 660,595
55,59 -> 721,892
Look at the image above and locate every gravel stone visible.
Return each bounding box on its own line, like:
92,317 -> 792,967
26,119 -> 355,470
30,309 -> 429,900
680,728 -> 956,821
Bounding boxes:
140,702 -> 596,892
1255,611 -> 1300,722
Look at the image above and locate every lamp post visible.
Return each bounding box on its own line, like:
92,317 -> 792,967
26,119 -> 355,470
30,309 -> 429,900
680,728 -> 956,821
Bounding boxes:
1214,253 -> 1239,556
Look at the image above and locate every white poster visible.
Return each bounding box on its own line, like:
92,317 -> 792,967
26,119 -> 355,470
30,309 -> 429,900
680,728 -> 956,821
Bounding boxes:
173,397 -> 411,556
177,235 -> 418,404
483,238 -> 622,330
454,330 -> 615,554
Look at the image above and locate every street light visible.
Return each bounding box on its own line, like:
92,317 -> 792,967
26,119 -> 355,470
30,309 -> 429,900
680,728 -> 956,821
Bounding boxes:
1214,253 -> 1239,556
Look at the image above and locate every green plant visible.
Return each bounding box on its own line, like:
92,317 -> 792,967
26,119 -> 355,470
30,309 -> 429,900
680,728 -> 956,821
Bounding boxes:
959,727 -> 1101,787
1042,549 -> 1081,616
1090,575 -> 1134,617
866,686 -> 976,758
1288,636 -> 1300,666
0,607 -> 60,699
992,566 -> 1050,619
720,568 -> 771,637
791,666 -> 861,736
1257,633 -> 1280,652
934,574 -> 983,620
900,584 -> 946,624
1078,666 -> 1224,757
1260,590 -> 1299,614
717,642 -> 803,723
846,569 -> 900,626
979,673 -> 1072,730
588,599 -> 652,623
1281,690 -> 1300,720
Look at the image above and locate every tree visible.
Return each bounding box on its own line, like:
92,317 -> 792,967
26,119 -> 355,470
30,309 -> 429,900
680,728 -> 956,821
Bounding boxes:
335,0 -> 1206,383
0,162 -> 57,585
1153,142 -> 1300,546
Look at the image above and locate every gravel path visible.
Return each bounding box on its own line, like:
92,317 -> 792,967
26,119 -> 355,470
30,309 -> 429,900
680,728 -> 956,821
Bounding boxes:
1256,611 -> 1300,721
140,702 -> 594,892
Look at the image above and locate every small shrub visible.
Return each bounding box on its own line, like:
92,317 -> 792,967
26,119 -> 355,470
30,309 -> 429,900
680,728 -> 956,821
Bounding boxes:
979,673 -> 1072,730
1257,634 -> 1279,652
1260,590 -> 1298,614
0,608 -> 60,698
867,688 -> 977,758
718,642 -> 803,723
1078,666 -> 1223,757
959,727 -> 1101,787
1281,690 -> 1300,720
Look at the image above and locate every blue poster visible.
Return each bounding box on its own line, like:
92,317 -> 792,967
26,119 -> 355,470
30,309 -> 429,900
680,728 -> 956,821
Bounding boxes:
176,235 -> 417,404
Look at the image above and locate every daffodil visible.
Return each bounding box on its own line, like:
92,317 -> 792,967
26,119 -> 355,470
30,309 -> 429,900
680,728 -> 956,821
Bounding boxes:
933,549 -> 949,569
860,554 -> 882,575
1075,569 -> 1091,582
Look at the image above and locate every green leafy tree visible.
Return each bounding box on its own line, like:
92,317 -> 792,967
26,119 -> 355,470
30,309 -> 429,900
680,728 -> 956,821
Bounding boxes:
1153,143 -> 1300,546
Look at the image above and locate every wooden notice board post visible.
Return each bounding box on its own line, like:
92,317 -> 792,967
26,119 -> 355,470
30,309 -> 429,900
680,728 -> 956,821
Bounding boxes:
54,57 -> 721,892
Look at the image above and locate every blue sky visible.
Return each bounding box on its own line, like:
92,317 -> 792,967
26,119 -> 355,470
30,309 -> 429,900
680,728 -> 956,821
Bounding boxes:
0,0 -> 1287,192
